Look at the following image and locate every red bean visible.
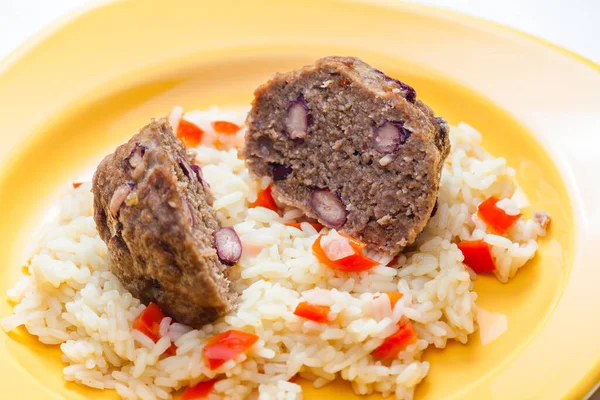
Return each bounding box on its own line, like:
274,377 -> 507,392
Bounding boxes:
191,164 -> 211,193
109,183 -> 134,217
373,68 -> 417,103
285,97 -> 310,140
269,163 -> 293,181
309,189 -> 347,229
178,158 -> 194,179
128,144 -> 147,168
214,227 -> 242,266
190,164 -> 203,183
373,121 -> 411,154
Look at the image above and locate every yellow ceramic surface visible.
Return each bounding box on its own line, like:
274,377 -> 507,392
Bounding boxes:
0,0 -> 598,399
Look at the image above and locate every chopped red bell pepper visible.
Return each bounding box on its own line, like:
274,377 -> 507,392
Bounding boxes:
132,303 -> 165,341
132,303 -> 177,354
182,379 -> 218,399
285,222 -> 324,231
372,322 -> 417,359
312,233 -> 378,272
250,185 -> 278,212
374,292 -> 403,309
397,315 -> 409,327
386,292 -> 404,309
212,121 -> 241,135
288,374 -> 298,383
72,182 -> 83,189
293,301 -> 331,323
203,330 -> 259,370
166,343 -> 177,356
457,239 -> 496,273
477,196 -> 522,234
177,119 -> 205,148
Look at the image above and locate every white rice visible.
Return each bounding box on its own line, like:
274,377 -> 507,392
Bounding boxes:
2,110 -> 548,399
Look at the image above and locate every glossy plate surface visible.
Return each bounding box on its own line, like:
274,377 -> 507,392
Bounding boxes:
0,0 -> 598,399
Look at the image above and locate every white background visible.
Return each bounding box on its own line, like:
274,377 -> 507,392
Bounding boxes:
0,0 -> 599,64
0,0 -> 599,398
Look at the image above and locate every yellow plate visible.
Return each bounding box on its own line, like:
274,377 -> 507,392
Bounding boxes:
0,0 -> 598,399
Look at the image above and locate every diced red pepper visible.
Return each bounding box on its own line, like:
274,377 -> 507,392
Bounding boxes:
212,121 -> 241,135
72,182 -> 83,189
285,222 -> 324,231
293,301 -> 331,323
397,315 -> 409,327
182,379 -> 218,399
386,292 -> 404,309
288,374 -> 298,383
372,322 -> 417,359
166,343 -> 178,356
132,303 -> 165,341
457,239 -> 496,273
477,196 -> 522,234
132,303 -> 177,354
374,292 -> 403,309
177,119 -> 205,148
203,330 -> 259,370
312,233 -> 378,272
250,185 -> 278,212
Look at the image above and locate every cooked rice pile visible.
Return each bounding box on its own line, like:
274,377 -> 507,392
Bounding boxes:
2,110 -> 547,400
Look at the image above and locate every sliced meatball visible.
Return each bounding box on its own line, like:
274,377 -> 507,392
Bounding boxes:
92,119 -> 238,328
244,56 -> 450,253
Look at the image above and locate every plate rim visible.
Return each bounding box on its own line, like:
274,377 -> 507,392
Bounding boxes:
2,1 -> 598,74
0,0 -> 598,399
